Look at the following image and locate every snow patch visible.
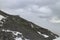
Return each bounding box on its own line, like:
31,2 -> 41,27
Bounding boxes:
15,37 -> 30,40
37,31 -> 41,34
2,29 -> 22,36
0,15 -> 5,20
37,31 -> 49,38
0,15 -> 7,26
42,34 -> 49,38
31,24 -> 34,28
15,37 -> 22,40
2,29 -> 30,40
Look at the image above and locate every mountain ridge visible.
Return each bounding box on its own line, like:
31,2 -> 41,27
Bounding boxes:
0,10 -> 59,40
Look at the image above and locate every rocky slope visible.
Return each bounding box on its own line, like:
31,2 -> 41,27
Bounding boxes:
0,10 -> 59,40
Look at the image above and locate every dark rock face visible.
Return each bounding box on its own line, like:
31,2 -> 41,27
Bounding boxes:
0,31 -> 14,40
0,10 -> 59,40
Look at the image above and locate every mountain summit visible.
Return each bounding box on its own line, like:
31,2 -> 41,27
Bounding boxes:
0,10 -> 59,40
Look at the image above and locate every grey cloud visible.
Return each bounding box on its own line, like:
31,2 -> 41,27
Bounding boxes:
49,1 -> 60,17
0,0 -> 60,19
0,0 -> 58,9
0,0 -> 59,18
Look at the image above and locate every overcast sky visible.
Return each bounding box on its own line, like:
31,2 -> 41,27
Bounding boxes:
0,0 -> 60,36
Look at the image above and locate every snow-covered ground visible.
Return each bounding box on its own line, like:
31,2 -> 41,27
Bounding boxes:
15,37 -> 22,40
2,29 -> 30,40
0,15 -> 6,26
0,15 -> 5,20
37,31 -> 49,38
